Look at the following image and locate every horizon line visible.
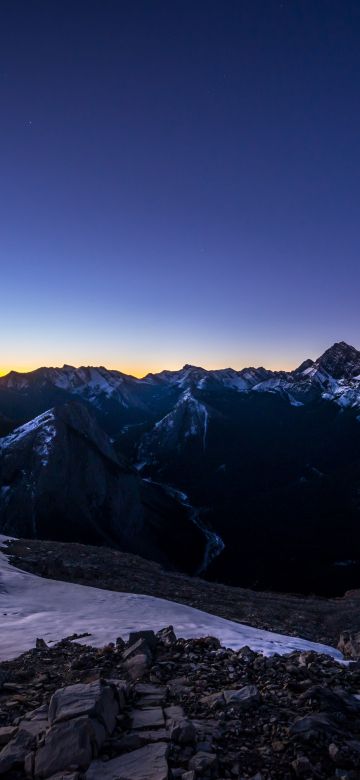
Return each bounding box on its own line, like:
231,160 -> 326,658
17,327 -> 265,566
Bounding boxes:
0,340 -> 356,380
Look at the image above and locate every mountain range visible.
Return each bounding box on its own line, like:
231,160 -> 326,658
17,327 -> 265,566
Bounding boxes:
1,341 -> 360,595
1,341 -> 360,424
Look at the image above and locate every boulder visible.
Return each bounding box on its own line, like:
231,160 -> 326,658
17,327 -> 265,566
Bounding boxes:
49,680 -> 118,733
200,691 -> 224,709
188,751 -> 217,773
299,685 -> 360,715
290,712 -> 345,738
124,653 -> 149,680
0,727 -> 36,775
170,719 -> 197,746
105,679 -> 128,709
201,684 -> 260,711
123,639 -> 152,663
34,716 -> 101,778
157,626 -> 177,646
85,741 -> 169,780
128,631 -> 157,654
223,684 -> 261,709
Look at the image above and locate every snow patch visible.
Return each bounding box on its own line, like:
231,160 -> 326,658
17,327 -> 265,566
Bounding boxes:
0,538 -> 343,662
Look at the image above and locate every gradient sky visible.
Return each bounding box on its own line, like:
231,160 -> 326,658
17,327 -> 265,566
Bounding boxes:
1,0 -> 360,377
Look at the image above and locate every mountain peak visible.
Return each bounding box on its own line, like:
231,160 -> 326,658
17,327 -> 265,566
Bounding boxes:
319,340 -> 356,354
316,341 -> 360,379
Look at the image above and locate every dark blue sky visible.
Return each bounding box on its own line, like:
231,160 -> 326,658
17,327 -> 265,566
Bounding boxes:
1,0 -> 359,375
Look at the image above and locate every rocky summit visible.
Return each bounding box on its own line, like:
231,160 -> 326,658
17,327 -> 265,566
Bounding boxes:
0,627 -> 360,780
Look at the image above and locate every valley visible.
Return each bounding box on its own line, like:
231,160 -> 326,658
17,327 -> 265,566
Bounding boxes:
1,341 -> 360,596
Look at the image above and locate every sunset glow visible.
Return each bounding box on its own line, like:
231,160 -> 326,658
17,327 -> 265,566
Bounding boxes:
1,2 -> 359,382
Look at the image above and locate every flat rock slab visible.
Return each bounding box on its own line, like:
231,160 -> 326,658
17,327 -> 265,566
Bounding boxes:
134,684 -> 167,696
130,707 -> 165,730
46,774 -> 81,779
134,684 -> 167,705
164,705 -> 184,723
86,741 -> 169,780
133,729 -> 169,744
137,695 -> 163,706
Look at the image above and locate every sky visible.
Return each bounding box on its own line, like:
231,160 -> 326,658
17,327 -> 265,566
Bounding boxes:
1,0 -> 360,377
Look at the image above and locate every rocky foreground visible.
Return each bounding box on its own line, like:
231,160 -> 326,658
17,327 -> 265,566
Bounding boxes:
0,627 -> 360,780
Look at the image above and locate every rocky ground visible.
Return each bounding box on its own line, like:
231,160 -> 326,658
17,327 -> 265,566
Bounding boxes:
5,538 -> 360,648
0,627 -> 360,779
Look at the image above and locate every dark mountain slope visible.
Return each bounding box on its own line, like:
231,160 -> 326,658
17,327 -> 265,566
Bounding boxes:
0,401 -> 206,572
138,390 -> 360,595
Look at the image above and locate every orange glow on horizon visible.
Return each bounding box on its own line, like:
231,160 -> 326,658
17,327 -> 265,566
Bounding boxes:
0,357 -> 298,378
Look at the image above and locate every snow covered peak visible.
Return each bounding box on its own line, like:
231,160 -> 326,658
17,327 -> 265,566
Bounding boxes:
0,409 -> 56,466
0,402 -> 122,472
146,365 -> 208,389
45,366 -> 129,397
139,390 -> 210,459
293,358 -> 315,375
146,364 -> 272,393
1,342 -> 360,417
0,365 -> 148,412
315,341 -> 360,379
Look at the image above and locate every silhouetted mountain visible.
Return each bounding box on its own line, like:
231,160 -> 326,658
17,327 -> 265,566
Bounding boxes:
1,343 -> 360,431
0,401 -> 207,572
0,412 -> 16,437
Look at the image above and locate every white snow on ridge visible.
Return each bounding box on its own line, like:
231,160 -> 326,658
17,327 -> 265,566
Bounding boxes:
0,538 -> 342,662
181,391 -> 209,449
0,410 -> 56,456
149,391 -> 209,450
